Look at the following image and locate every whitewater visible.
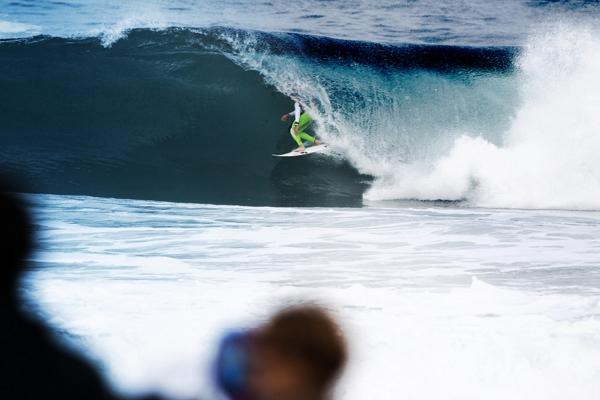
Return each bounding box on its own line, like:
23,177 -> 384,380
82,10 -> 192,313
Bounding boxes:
361,26 -> 600,209
25,194 -> 600,400
2,0 -> 600,399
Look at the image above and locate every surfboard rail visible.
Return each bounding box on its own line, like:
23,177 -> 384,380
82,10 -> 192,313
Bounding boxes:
272,144 -> 329,157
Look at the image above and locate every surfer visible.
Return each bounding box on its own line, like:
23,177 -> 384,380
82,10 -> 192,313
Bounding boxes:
281,98 -> 322,152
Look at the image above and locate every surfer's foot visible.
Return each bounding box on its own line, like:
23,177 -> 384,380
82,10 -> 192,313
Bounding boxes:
315,140 -> 321,145
295,146 -> 306,152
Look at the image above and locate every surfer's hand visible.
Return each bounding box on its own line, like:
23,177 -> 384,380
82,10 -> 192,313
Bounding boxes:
292,122 -> 299,133
281,114 -> 289,122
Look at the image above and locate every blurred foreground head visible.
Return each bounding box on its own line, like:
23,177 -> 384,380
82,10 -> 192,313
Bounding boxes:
216,305 -> 347,400
253,305 -> 347,400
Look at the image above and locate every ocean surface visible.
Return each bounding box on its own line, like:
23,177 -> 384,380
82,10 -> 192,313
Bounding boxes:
3,0 -> 600,399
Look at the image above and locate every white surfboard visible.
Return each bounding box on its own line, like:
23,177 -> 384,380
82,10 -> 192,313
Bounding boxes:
272,144 -> 329,158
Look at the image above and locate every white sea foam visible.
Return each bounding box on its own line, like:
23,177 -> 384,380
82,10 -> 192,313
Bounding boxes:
25,194 -> 600,400
363,25 -> 600,210
0,20 -> 39,38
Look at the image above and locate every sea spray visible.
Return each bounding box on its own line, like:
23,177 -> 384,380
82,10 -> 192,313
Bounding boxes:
364,25 -> 600,209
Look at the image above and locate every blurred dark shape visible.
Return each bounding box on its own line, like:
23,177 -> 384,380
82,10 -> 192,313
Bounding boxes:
0,185 -> 33,305
0,179 -> 163,400
215,305 -> 347,400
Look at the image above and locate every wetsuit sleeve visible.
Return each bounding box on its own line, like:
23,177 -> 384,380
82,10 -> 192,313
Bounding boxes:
293,102 -> 301,123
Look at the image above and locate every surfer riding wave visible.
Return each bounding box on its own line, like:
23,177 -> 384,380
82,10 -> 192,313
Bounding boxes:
280,98 -> 322,152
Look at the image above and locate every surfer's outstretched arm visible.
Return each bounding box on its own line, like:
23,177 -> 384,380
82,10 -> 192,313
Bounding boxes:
280,102 -> 302,122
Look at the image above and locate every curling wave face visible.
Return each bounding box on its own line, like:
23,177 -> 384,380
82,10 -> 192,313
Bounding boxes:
1,24 -> 599,209
0,27 -> 513,207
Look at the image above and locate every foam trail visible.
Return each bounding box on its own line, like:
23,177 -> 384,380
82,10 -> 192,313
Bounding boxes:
365,25 -> 600,210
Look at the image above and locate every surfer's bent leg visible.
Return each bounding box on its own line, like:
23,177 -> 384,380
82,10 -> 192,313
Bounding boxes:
299,132 -> 316,143
290,127 -> 304,147
289,112 -> 314,147
298,112 -> 312,131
